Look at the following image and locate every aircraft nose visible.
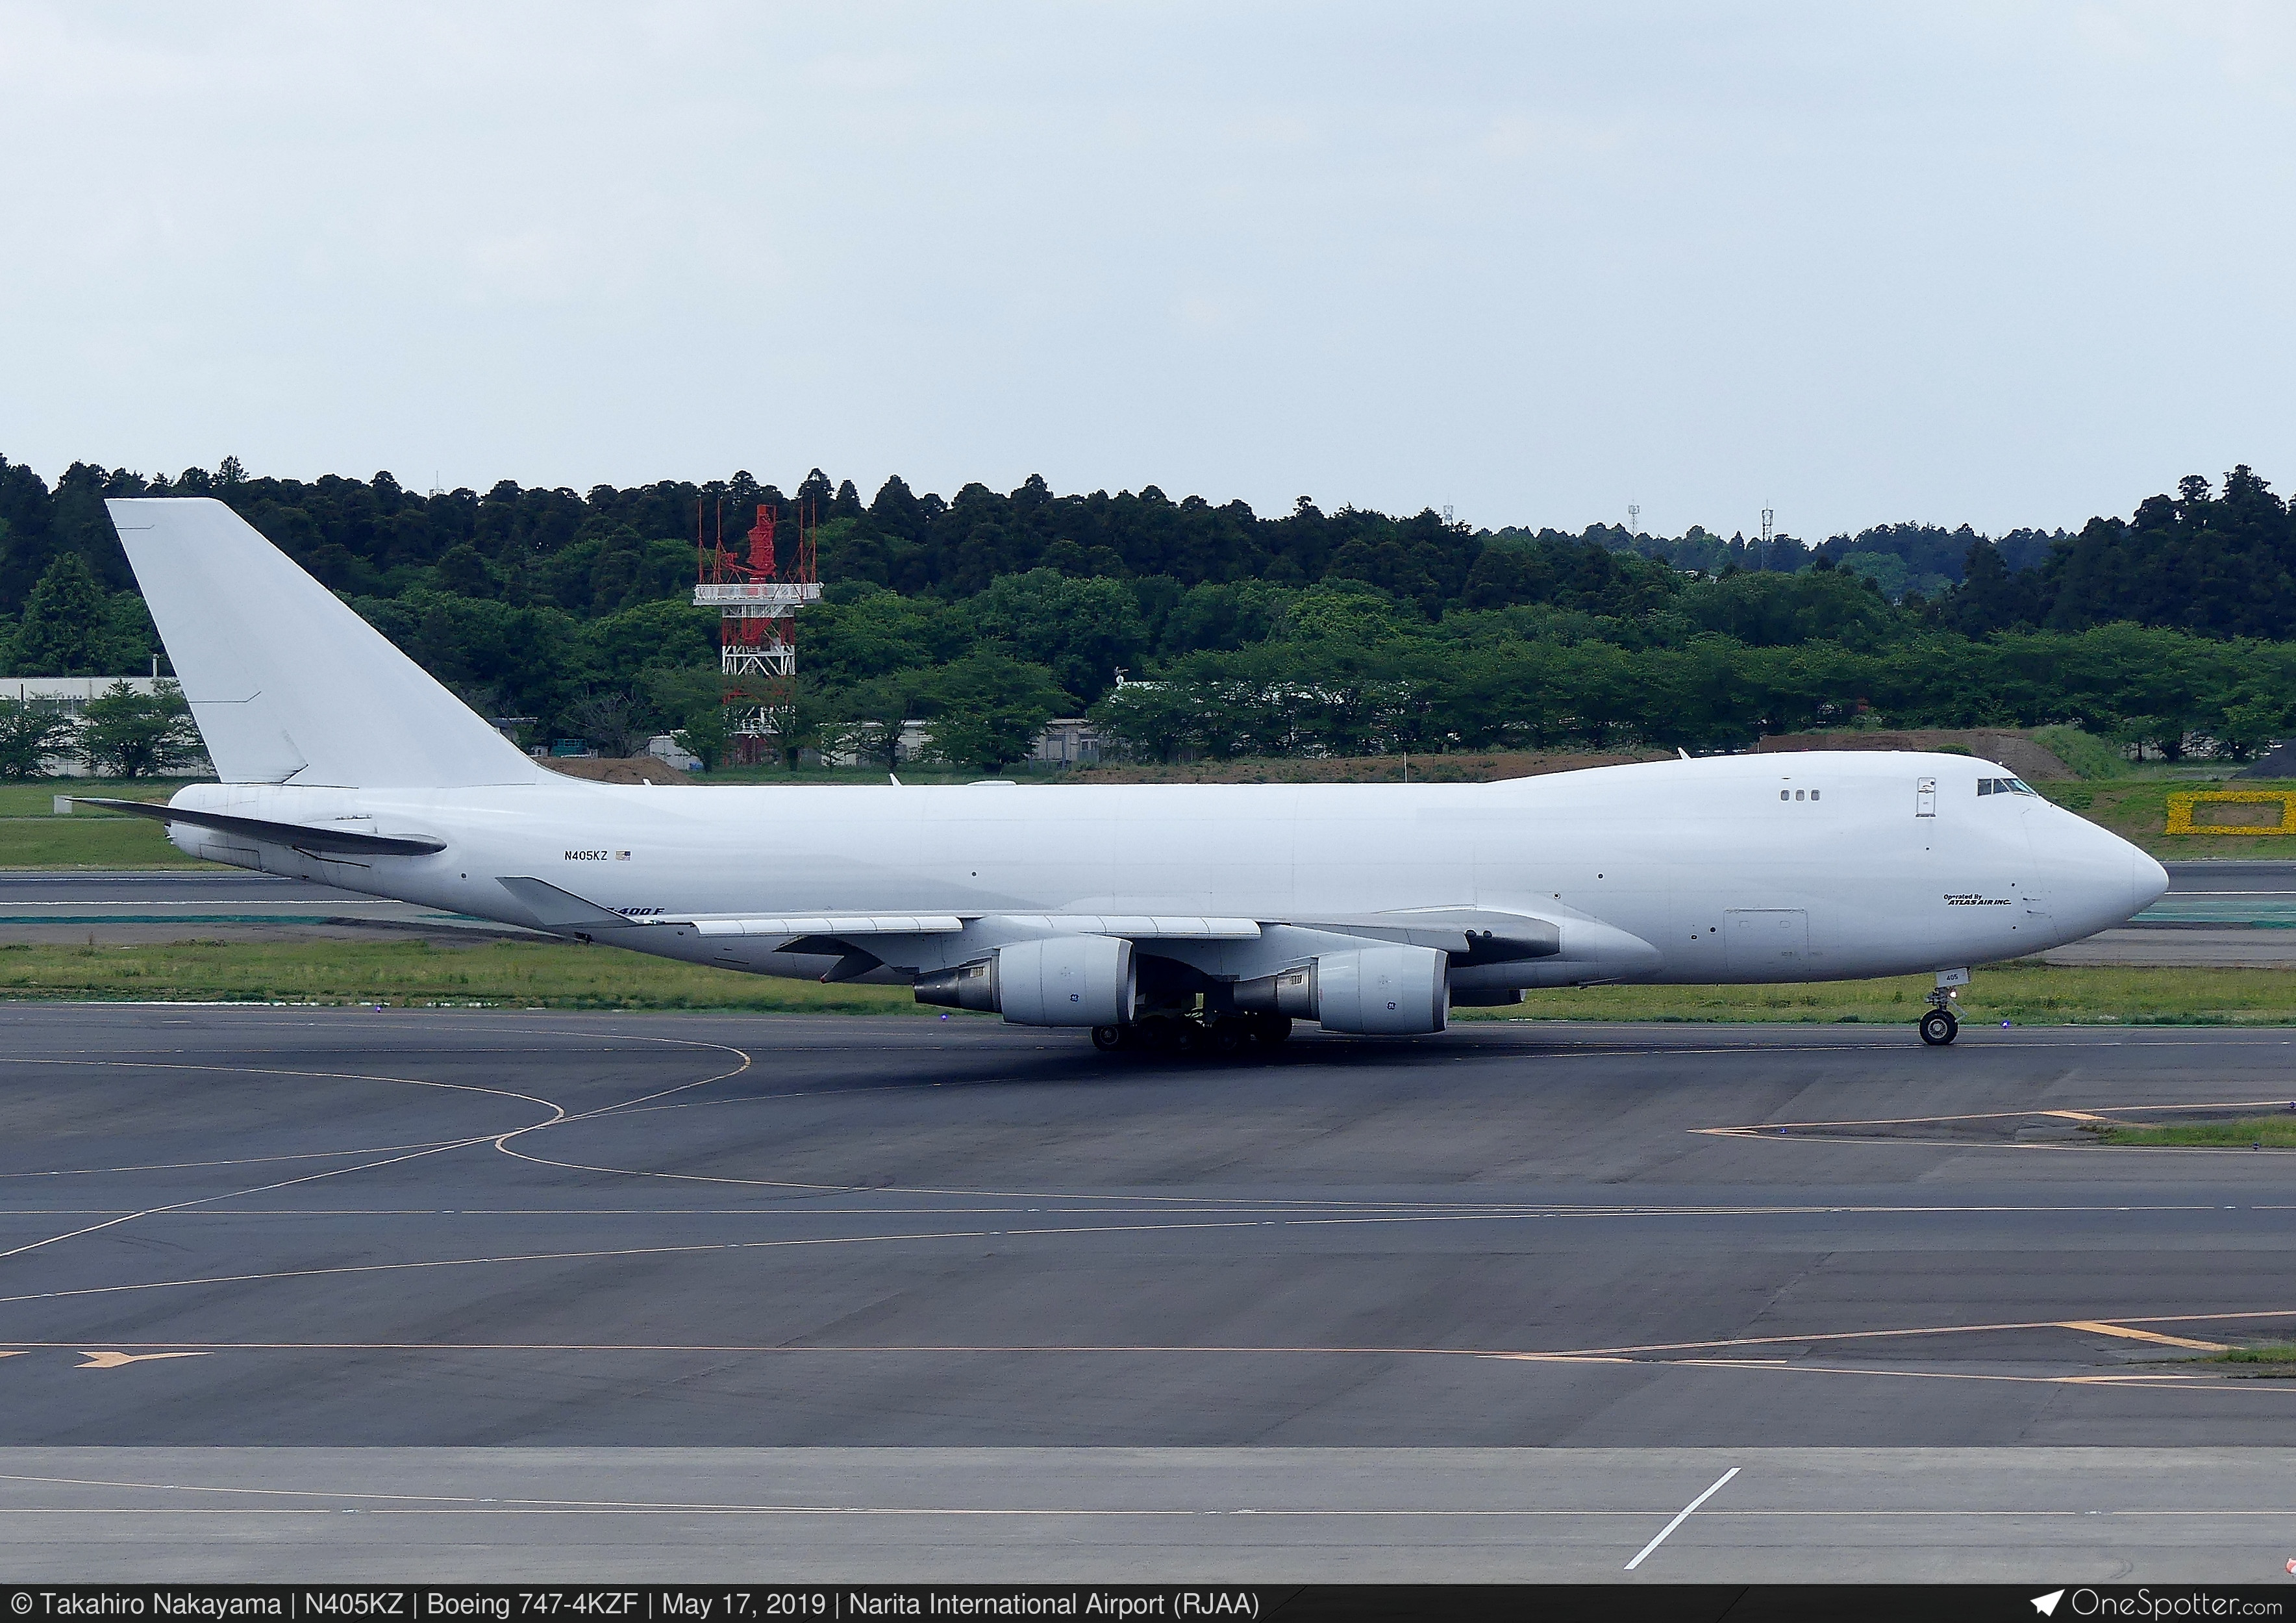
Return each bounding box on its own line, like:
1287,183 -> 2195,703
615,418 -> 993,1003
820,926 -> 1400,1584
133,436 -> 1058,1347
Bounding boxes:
2134,849 -> 2169,915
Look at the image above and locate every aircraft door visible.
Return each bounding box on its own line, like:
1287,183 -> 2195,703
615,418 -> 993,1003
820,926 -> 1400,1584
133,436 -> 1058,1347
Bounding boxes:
1915,777 -> 1937,817
2020,811 -> 2051,920
1725,909 -> 1808,975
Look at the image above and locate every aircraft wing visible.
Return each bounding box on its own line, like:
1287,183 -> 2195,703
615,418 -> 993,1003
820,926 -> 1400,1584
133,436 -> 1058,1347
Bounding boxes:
494,879 -> 1258,944
497,878 -> 1588,977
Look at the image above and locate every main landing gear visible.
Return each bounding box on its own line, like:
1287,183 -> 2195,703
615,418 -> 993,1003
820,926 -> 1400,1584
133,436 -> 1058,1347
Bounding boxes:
1919,968 -> 1970,1046
1092,1013 -> 1292,1058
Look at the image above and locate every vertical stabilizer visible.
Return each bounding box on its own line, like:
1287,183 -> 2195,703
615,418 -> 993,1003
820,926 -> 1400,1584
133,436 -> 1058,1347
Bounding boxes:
106,497 -> 544,788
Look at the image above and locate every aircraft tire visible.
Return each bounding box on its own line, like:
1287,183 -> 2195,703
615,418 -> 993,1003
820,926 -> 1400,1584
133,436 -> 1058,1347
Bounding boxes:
1919,1009 -> 1958,1046
1207,1017 -> 1252,1057
1250,1013 -> 1293,1045
1091,1024 -> 1128,1053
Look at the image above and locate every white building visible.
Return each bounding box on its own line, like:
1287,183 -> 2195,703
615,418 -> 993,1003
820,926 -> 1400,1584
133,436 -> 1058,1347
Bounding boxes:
818,718 -> 1102,770
3,676 -> 166,712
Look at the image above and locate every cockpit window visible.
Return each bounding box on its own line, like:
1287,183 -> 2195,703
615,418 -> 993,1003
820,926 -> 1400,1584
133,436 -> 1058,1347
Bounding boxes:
1977,777 -> 2038,797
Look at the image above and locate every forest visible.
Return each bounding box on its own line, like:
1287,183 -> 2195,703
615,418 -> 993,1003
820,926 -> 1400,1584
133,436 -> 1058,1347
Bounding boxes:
1,453 -> 2292,770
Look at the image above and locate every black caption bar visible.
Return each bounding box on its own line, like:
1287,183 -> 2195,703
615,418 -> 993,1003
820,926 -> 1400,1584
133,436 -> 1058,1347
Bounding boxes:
1,1588 -> 2291,1623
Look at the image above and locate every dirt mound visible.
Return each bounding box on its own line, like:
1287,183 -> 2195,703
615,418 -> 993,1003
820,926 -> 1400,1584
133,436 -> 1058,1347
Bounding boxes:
542,756 -> 693,785
1069,749 -> 1669,785
1751,729 -> 2073,781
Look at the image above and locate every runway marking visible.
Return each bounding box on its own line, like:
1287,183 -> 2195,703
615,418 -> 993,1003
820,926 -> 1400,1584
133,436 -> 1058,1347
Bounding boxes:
75,1351 -> 211,1369
0,1060 -> 570,1264
1656,1359 -> 2223,1391
6,1305 -> 2291,1367
1625,1466 -> 1737,1570
1704,1096 -> 2296,1134
0,1200 -> 2258,1220
2060,1322 -> 2230,1352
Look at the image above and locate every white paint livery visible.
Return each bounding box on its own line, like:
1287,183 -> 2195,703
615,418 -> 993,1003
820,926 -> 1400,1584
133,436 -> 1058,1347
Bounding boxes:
105,499 -> 2170,1044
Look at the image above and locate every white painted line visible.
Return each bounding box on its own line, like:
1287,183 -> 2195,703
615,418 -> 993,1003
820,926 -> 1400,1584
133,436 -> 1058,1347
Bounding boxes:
1624,1466 -> 1738,1572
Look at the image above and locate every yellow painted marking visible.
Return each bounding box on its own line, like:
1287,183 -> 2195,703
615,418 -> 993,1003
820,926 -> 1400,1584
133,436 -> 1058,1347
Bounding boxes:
2041,1111 -> 2114,1124
76,1350 -> 212,1370
2060,1321 -> 2229,1352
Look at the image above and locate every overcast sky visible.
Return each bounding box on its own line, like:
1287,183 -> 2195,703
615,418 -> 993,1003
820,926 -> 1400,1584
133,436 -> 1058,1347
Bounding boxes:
2,2 -> 2290,540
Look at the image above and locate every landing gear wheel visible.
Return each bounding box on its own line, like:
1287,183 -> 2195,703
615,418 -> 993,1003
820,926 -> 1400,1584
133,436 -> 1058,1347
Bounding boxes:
1207,1017 -> 1251,1057
1919,1008 -> 1958,1046
1173,1020 -> 1208,1057
1135,1017 -> 1179,1053
1249,1013 -> 1293,1046
1091,1024 -> 1129,1053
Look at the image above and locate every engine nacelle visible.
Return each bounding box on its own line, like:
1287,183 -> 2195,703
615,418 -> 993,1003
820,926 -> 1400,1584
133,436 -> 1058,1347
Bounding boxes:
914,935 -> 1136,1027
1234,944 -> 1449,1035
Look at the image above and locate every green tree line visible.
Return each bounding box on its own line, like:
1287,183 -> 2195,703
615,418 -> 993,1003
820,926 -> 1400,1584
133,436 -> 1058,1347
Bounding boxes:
1,454 -> 2291,769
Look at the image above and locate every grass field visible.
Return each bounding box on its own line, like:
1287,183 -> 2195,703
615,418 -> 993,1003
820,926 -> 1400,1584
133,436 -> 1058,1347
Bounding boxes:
0,938 -> 2286,1020
0,780 -> 214,868
2095,1118 -> 2296,1148
1460,959 -> 2296,1026
0,937 -> 920,1011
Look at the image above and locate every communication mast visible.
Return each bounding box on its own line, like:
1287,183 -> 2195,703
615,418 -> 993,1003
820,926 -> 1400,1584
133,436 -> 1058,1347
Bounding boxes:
695,497 -> 822,764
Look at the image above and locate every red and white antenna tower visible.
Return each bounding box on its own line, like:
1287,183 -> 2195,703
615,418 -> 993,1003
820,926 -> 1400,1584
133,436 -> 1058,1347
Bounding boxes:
695,496 -> 821,762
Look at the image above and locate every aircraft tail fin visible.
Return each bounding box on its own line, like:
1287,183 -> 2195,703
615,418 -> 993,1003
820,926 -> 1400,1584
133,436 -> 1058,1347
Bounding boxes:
106,497 -> 545,788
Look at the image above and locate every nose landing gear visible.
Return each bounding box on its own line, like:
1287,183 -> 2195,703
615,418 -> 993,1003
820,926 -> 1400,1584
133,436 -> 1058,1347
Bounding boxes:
1919,968 -> 1969,1046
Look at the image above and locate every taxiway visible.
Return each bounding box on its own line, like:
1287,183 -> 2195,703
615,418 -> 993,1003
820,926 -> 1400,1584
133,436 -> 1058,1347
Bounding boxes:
2,1009 -> 2295,1577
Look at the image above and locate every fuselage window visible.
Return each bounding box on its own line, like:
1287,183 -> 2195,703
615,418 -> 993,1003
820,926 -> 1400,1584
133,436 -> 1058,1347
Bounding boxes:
1810,789 -> 1820,801
1794,790 -> 1804,800
1780,790 -> 1790,800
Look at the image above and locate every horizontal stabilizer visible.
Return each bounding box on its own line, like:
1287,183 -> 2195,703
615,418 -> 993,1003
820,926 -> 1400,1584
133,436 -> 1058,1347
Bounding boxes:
76,798 -> 447,857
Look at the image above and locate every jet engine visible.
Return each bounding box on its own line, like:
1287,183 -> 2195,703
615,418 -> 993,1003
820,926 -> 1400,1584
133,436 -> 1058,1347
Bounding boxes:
914,935 -> 1137,1027
1232,944 -> 1449,1035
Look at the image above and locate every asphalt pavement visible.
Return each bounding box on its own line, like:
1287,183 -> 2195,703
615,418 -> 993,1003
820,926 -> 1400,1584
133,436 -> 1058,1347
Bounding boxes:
4,1009 -> 2296,1577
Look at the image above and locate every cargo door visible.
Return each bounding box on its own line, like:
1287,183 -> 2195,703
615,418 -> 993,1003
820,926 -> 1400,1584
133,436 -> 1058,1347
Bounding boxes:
1725,909 -> 1809,975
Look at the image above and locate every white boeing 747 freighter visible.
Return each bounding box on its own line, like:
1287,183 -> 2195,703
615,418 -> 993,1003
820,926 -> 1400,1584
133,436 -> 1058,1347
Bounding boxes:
92,497 -> 2168,1051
